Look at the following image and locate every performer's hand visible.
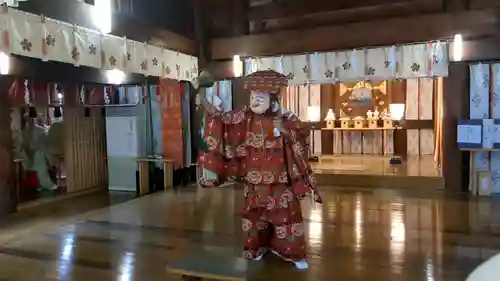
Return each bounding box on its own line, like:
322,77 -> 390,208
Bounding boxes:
196,93 -> 220,114
195,93 -> 202,106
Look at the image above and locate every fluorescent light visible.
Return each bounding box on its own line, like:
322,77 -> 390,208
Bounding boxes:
0,52 -> 10,75
233,55 -> 243,77
93,0 -> 112,34
307,105 -> 321,122
106,69 -> 125,84
453,34 -> 463,62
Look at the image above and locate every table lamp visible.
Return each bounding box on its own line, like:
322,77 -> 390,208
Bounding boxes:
389,103 -> 405,121
307,106 -> 321,162
389,103 -> 405,165
324,109 -> 336,129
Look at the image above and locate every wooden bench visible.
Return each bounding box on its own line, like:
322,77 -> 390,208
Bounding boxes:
136,157 -> 175,195
166,250 -> 262,281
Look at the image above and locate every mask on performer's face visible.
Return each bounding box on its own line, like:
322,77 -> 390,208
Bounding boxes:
249,91 -> 271,115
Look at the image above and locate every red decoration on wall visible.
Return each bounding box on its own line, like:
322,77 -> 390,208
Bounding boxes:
159,78 -> 184,169
31,81 -> 49,106
7,79 -> 23,105
87,85 -> 105,105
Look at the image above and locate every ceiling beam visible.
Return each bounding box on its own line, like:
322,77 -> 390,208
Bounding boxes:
211,8 -> 500,60
247,0 -> 411,20
253,1 -> 440,33
113,23 -> 197,55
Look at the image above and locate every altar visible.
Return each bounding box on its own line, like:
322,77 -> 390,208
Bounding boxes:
240,42 -> 447,189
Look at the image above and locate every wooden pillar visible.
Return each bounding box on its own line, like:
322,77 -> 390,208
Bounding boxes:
232,77 -> 248,109
442,63 -> 470,192
388,80 -> 407,157
0,76 -> 16,216
320,84 -> 336,154
193,0 -> 209,68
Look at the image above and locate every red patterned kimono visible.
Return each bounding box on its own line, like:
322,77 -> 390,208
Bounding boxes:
198,106 -> 322,262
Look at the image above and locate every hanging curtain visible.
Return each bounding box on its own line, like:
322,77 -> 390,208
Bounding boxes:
149,85 -> 163,158
200,80 -> 233,181
283,85 -> 299,115
181,83 -> 191,167
159,79 -> 184,169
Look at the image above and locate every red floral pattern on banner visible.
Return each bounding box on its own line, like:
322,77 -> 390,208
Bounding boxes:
159,79 -> 184,169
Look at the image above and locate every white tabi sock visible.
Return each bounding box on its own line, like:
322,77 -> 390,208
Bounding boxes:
293,259 -> 308,270
253,249 -> 268,261
271,250 -> 308,270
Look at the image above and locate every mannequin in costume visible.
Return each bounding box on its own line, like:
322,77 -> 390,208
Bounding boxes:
19,115 -> 57,191
196,70 -> 322,269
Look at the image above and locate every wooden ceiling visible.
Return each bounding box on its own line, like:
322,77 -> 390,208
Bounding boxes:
198,0 -> 500,61
247,0 -> 443,33
206,0 -> 447,37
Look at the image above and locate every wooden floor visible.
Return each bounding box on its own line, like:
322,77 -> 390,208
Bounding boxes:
0,186 -> 499,280
312,155 -> 444,189
313,155 -> 441,177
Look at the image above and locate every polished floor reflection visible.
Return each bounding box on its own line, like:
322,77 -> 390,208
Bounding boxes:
1,186 -> 500,280
312,155 -> 441,177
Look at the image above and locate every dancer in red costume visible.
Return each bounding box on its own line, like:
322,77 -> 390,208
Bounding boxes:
196,70 -> 322,269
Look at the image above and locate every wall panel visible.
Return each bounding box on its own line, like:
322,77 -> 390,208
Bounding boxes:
64,107 -> 107,192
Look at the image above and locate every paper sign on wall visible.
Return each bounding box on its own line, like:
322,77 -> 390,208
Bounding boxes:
457,119 -> 483,149
483,119 -> 494,149
457,125 -> 481,143
494,120 -> 500,149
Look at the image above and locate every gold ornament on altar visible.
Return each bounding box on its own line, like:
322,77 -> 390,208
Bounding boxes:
324,109 -> 336,129
339,81 -> 387,117
383,116 -> 393,128
366,109 -> 378,129
353,116 -> 364,129
339,117 -> 350,129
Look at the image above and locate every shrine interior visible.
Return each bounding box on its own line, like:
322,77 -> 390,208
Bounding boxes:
288,78 -> 444,189
1,0 -> 500,281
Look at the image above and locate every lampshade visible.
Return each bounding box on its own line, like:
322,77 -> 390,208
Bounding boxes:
307,106 -> 321,122
389,103 -> 405,120
324,109 -> 335,121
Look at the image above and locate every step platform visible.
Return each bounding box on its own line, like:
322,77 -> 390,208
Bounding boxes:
166,250 -> 262,281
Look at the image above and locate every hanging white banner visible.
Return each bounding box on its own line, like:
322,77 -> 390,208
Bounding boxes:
0,6 -> 198,79
243,42 -> 449,85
